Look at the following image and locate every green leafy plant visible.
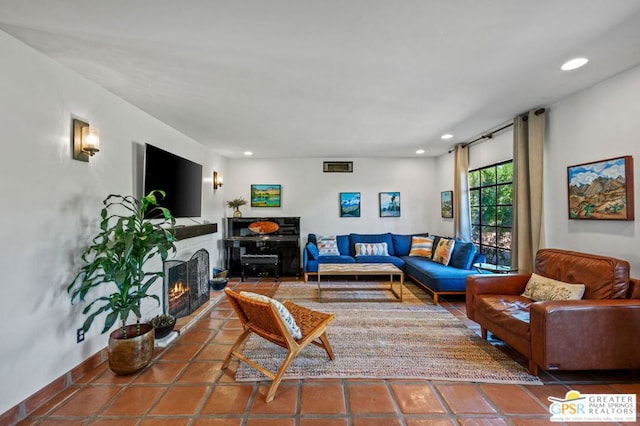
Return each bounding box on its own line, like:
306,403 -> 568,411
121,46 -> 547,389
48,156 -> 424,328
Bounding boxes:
67,190 -> 176,338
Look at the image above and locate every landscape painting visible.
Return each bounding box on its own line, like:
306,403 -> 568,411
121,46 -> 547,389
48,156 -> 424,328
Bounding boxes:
567,156 -> 634,220
441,191 -> 453,218
251,184 -> 281,207
340,192 -> 361,217
379,192 -> 400,217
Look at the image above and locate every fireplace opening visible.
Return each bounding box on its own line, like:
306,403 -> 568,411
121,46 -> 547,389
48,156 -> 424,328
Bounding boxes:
163,248 -> 210,318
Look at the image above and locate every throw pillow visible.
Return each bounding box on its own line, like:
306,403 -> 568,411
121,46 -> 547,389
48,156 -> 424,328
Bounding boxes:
521,273 -> 585,301
409,236 -> 434,257
432,238 -> 455,266
239,292 -> 302,339
316,235 -> 340,256
354,242 -> 389,256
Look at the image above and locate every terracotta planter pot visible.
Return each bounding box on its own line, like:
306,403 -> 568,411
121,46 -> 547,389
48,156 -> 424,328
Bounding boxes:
108,323 -> 155,375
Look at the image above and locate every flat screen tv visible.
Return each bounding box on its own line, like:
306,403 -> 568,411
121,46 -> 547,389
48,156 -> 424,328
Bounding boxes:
143,144 -> 202,218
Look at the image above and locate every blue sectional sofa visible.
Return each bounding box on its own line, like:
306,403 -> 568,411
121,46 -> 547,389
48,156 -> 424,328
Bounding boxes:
303,232 -> 485,303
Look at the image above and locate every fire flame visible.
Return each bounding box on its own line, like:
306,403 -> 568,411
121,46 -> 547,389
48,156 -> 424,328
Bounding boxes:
169,280 -> 190,300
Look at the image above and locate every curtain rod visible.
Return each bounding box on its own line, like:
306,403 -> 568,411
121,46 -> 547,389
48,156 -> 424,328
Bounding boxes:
448,108 -> 545,153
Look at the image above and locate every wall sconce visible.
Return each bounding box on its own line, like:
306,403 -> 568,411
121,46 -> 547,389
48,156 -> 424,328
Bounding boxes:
213,171 -> 224,189
72,118 -> 100,162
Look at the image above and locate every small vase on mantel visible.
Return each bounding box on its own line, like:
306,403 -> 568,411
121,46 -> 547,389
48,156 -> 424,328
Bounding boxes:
233,207 -> 242,218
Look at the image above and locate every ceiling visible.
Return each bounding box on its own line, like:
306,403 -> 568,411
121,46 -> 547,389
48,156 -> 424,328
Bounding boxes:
2,1 -> 640,159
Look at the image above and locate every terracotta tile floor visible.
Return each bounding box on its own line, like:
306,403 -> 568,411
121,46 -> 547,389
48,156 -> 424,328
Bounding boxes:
15,278 -> 640,425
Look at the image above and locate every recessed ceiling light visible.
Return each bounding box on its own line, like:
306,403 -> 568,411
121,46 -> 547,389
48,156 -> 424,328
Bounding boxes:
561,57 -> 588,71
243,151 -> 253,156
441,134 -> 453,140
415,149 -> 425,154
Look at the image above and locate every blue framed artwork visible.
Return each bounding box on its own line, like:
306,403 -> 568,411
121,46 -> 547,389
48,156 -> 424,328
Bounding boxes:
379,192 -> 400,217
251,184 -> 281,207
339,192 -> 360,217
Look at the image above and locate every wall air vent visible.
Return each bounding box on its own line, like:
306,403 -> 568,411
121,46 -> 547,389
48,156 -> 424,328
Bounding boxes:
323,161 -> 353,173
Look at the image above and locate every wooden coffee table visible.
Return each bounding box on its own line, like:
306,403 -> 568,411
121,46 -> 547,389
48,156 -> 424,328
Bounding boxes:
317,263 -> 404,302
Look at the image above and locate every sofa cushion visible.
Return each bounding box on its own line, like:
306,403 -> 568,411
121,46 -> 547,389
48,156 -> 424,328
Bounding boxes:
317,235 -> 340,256
403,256 -> 478,292
350,233 -> 395,256
355,242 -> 389,256
475,295 -> 532,341
433,238 -> 455,266
355,255 -> 405,268
409,236 -> 434,257
522,273 -> 585,301
448,241 -> 477,270
240,292 -> 302,339
306,243 -> 319,260
318,255 -> 355,264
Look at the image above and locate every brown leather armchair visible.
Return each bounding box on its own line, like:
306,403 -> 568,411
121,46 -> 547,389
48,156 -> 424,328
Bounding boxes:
466,248 -> 640,375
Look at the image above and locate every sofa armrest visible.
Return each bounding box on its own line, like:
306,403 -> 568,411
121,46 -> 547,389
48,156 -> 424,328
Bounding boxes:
628,277 -> 640,299
530,299 -> 640,371
466,274 -> 531,321
302,242 -> 319,271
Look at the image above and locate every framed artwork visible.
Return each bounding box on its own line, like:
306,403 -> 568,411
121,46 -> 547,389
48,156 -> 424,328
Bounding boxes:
441,191 -> 453,218
567,156 -> 634,220
250,184 -> 281,207
379,192 -> 400,217
339,192 -> 361,217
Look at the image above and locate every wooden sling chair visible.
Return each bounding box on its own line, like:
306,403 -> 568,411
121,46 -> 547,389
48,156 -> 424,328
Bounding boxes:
222,288 -> 336,402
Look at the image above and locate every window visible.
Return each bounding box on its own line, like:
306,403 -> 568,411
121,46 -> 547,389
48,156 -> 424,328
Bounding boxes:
469,161 -> 513,267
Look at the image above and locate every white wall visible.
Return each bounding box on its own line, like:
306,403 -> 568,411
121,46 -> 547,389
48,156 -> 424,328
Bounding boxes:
0,30 -> 226,413
224,157 -> 438,239
546,65 -> 640,273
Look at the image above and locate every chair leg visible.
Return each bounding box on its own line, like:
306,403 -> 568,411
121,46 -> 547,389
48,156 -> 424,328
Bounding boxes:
318,332 -> 335,360
265,350 -> 298,403
480,327 -> 487,340
221,328 -> 252,370
528,359 -> 538,376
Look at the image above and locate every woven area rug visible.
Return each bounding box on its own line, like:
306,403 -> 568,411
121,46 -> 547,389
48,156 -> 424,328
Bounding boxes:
235,281 -> 542,385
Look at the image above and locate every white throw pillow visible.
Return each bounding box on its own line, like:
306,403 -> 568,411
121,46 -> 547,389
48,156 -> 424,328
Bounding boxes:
521,273 -> 586,301
316,235 -> 340,256
354,242 -> 389,256
239,292 -> 302,339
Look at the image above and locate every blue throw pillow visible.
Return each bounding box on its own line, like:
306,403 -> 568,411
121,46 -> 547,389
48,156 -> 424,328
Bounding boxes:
306,243 -> 319,260
448,241 -> 477,270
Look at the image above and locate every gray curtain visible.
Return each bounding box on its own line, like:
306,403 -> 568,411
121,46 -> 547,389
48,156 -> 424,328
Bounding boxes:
512,109 -> 546,273
453,144 -> 471,242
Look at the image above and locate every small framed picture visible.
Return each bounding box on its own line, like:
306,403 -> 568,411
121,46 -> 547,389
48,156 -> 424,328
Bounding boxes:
379,192 -> 400,217
251,184 -> 281,207
339,192 -> 361,217
441,191 -> 453,218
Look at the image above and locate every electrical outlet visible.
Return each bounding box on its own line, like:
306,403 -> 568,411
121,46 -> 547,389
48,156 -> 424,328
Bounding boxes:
76,328 -> 85,343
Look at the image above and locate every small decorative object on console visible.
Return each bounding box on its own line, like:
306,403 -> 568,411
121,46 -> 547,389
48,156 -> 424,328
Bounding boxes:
227,197 -> 247,218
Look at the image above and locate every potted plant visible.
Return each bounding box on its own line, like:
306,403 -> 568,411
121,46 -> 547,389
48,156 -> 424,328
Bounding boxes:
227,197 -> 247,218
150,314 -> 176,339
67,190 -> 176,375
